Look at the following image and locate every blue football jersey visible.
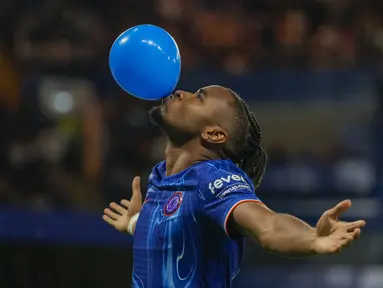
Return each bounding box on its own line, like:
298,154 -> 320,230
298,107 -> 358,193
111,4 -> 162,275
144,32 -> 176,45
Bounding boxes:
132,159 -> 262,288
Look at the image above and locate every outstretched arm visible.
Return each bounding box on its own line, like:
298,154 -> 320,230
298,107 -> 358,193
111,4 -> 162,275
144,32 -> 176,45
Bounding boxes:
231,200 -> 366,257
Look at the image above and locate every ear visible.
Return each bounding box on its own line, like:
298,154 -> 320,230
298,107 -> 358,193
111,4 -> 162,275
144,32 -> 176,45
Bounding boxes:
201,127 -> 228,144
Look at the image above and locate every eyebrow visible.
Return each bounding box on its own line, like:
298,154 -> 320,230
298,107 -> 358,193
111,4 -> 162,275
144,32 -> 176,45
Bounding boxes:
198,88 -> 207,96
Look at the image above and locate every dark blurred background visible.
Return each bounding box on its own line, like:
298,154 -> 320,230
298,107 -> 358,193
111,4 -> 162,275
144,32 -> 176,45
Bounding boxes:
0,0 -> 382,287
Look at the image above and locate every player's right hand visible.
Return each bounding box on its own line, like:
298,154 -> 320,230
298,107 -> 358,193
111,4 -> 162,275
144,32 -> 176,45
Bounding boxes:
102,176 -> 143,233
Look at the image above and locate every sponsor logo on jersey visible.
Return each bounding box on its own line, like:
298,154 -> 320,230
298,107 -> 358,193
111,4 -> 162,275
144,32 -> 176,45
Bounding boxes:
164,192 -> 183,216
208,174 -> 249,195
218,184 -> 251,199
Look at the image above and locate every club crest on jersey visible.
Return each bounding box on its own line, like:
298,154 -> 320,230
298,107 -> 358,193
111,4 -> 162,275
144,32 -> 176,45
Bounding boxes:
164,192 -> 183,216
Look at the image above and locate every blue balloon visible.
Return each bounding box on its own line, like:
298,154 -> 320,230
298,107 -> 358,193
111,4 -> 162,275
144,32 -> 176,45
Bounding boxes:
109,24 -> 181,100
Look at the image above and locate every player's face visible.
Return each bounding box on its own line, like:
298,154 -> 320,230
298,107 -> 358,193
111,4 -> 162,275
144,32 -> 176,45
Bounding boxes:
149,85 -> 234,144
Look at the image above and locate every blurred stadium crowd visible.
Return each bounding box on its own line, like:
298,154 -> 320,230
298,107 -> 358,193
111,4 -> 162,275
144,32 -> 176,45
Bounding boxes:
2,0 -> 383,72
0,0 -> 382,212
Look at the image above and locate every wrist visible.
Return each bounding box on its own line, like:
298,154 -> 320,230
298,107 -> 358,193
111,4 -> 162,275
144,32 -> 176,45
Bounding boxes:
309,230 -> 320,255
311,236 -> 326,255
127,213 -> 140,235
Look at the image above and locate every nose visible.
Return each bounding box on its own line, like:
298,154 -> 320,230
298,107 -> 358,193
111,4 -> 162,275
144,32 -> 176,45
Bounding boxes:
174,90 -> 184,100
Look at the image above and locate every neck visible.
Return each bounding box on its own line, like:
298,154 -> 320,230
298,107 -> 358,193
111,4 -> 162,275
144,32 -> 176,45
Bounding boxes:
164,139 -> 220,176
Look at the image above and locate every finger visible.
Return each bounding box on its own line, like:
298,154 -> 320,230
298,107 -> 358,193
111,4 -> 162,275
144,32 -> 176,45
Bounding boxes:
120,199 -> 130,209
340,235 -> 354,247
352,228 -> 361,240
102,215 -> 116,226
329,243 -> 343,254
104,208 -> 120,220
110,202 -> 126,214
130,176 -> 143,210
326,200 -> 351,219
132,177 -> 141,195
345,220 -> 366,232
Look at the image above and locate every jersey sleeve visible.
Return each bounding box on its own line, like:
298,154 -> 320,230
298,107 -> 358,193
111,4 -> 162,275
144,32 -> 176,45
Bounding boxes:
198,163 -> 263,236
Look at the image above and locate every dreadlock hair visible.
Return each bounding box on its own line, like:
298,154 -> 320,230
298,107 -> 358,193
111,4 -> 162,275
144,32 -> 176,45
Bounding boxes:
222,89 -> 268,189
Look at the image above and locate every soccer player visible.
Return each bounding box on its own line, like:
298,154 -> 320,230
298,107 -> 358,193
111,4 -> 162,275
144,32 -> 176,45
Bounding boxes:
102,85 -> 366,287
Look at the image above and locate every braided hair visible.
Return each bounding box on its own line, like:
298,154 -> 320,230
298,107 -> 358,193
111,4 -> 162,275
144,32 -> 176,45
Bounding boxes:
222,89 -> 268,189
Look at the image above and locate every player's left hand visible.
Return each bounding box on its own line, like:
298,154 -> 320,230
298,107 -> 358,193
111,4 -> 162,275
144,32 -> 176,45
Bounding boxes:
313,199 -> 366,254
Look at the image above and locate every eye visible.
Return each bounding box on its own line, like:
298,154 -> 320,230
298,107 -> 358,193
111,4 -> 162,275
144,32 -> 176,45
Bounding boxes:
196,91 -> 203,100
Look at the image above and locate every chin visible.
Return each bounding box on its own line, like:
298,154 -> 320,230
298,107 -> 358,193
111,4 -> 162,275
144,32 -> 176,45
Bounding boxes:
148,105 -> 165,126
148,107 -> 194,145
